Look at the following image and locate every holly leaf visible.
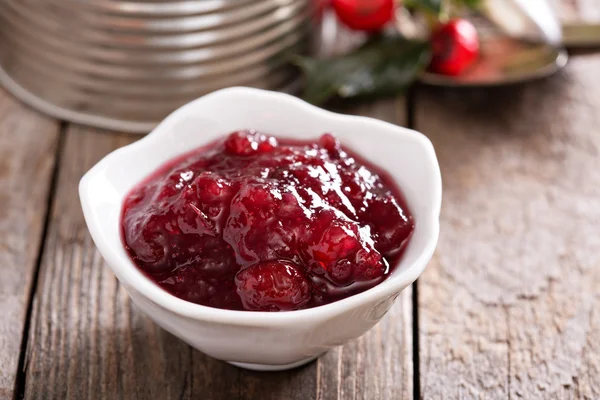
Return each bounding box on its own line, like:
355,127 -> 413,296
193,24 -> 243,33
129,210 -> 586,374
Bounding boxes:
295,36 -> 431,105
405,0 -> 442,14
459,0 -> 482,8
405,0 -> 482,15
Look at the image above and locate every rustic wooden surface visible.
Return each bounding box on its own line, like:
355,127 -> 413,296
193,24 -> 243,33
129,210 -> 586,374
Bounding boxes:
0,88 -> 59,399
415,3 -> 600,399
416,54 -> 600,400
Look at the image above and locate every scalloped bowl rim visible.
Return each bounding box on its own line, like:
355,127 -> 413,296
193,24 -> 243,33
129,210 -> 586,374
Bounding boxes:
79,87 -> 442,327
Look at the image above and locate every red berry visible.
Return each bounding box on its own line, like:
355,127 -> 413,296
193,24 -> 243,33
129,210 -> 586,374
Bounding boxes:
318,133 -> 341,156
310,220 -> 361,264
429,19 -> 479,76
235,261 -> 311,311
224,130 -> 277,156
364,195 -> 413,256
126,216 -> 168,272
353,248 -> 385,281
329,259 -> 353,284
331,0 -> 395,32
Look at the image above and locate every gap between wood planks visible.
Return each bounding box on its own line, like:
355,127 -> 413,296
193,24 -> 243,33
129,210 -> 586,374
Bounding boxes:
12,123 -> 67,400
406,86 -> 421,400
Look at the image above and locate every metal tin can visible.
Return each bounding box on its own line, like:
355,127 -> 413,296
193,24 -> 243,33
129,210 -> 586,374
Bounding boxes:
0,0 -> 315,133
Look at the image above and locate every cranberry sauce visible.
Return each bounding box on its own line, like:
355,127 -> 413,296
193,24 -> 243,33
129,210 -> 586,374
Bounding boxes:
121,130 -> 414,312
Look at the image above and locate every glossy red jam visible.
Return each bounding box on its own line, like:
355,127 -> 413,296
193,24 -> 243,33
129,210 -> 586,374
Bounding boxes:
121,130 -> 414,312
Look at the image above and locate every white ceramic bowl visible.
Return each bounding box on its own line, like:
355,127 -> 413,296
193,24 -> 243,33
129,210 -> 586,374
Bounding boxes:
79,87 -> 442,371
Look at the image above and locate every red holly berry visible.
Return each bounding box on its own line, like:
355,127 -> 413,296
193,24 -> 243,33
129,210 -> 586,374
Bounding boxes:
331,0 -> 395,32
429,19 -> 480,76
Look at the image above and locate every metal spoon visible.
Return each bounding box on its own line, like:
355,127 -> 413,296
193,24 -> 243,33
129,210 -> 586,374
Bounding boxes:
420,36 -> 569,87
477,0 -> 600,48
420,0 -> 572,87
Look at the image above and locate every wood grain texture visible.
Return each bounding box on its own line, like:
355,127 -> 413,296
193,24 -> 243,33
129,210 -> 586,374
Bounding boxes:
238,288 -> 412,400
416,54 -> 600,399
23,99 -> 413,399
0,88 -> 59,399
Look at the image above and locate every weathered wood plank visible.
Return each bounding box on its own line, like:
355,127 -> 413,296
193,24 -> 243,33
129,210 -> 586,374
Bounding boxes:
416,53 -> 600,399
22,127 -> 238,400
24,98 -> 413,399
0,88 -> 60,399
238,288 -> 412,400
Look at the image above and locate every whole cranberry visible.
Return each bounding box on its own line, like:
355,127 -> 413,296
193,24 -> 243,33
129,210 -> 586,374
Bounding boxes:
235,261 -> 311,311
318,133 -> 340,156
429,19 -> 480,76
224,130 -> 277,156
331,0 -> 395,32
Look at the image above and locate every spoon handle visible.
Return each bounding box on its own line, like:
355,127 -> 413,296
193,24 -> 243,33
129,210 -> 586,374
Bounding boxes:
562,23 -> 600,48
482,0 -> 562,45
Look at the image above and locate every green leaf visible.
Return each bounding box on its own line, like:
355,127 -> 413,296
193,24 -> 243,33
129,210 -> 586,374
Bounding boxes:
405,0 -> 482,16
295,36 -> 431,105
459,0 -> 482,8
405,0 -> 442,14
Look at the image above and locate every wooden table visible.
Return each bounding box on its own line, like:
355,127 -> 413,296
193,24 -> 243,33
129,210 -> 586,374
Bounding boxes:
2,3 -> 600,399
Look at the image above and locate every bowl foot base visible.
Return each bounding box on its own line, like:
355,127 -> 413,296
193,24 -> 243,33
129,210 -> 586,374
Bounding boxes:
227,355 -> 319,371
